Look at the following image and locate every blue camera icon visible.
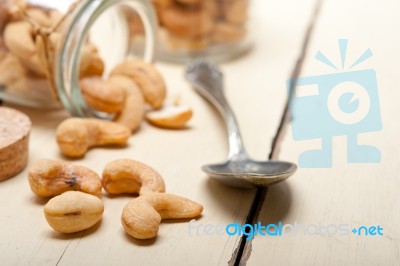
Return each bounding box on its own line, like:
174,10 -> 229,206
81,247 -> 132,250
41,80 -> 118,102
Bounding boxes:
289,69 -> 382,168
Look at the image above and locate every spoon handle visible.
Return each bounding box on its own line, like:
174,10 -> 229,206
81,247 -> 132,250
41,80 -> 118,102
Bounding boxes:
185,60 -> 248,160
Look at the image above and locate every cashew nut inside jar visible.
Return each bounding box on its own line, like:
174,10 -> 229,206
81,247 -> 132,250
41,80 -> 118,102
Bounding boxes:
0,0 -> 157,117
129,0 -> 253,63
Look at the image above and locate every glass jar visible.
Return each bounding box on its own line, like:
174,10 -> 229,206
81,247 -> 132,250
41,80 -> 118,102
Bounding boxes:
0,0 -> 157,117
127,0 -> 252,63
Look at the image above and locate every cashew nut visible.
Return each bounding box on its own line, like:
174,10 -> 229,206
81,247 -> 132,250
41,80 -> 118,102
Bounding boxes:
3,21 -> 36,59
6,1 -> 28,20
28,159 -> 102,197
0,49 -> 5,63
0,53 -> 26,87
152,0 -> 173,8
3,20 -> 50,77
109,75 -> 145,132
79,43 -> 105,78
44,191 -> 104,233
161,30 -> 210,52
56,118 -> 131,158
146,102 -> 193,129
26,8 -> 51,27
110,60 -> 166,110
102,159 -> 165,195
0,37 -> 6,60
175,0 -> 201,5
222,0 -> 249,25
46,32 -> 62,62
204,0 -> 219,19
159,5 -> 214,38
80,77 -> 125,114
0,3 -> 11,32
49,10 -> 63,27
20,52 -> 48,78
121,192 -> 203,239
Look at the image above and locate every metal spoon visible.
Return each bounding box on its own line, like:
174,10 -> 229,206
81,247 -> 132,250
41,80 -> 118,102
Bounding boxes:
185,60 -> 297,188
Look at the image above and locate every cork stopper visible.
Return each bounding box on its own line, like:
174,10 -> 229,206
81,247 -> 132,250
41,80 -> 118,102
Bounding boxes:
0,107 -> 31,181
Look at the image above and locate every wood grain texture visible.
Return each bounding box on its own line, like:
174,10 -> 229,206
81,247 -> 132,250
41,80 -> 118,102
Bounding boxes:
3,0 -> 395,265
0,0 -> 315,264
247,0 -> 400,265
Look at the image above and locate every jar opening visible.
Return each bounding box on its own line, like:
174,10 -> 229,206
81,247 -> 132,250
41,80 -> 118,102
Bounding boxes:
55,0 -> 157,117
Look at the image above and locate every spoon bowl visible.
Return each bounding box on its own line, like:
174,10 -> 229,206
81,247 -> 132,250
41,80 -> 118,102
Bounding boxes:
203,160 -> 297,188
186,60 -> 297,188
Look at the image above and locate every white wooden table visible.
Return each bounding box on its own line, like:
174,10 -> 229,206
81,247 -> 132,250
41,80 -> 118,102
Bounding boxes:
1,0 -> 399,265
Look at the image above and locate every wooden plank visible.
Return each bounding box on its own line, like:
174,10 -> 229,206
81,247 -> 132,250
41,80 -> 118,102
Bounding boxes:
0,0 -> 317,265
247,0 -> 400,265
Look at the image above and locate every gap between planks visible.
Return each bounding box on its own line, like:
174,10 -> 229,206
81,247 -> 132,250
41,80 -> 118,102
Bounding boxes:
228,0 -> 325,265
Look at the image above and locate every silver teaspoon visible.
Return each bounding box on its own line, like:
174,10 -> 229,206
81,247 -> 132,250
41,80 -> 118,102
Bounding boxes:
185,60 -> 297,188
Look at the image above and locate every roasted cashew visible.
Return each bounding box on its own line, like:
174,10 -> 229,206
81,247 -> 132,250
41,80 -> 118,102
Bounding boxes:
121,192 -> 203,239
26,8 -> 51,27
159,5 -> 214,38
49,10 -> 63,26
28,159 -> 102,197
0,38 -> 6,61
79,43 -> 105,78
109,75 -> 145,132
0,4 -> 11,32
222,0 -> 249,25
152,0 -> 173,8
3,21 -> 36,59
110,60 -> 167,110
102,159 -> 165,195
146,102 -> 193,129
161,31 -> 210,52
20,52 -> 48,78
56,118 -> 131,158
175,0 -> 201,4
44,191 -> 104,233
0,53 -> 26,86
80,77 -> 125,114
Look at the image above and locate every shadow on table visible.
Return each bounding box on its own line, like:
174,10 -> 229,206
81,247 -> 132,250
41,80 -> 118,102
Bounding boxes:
121,216 -> 206,246
257,181 -> 292,225
58,144 -> 131,163
122,232 -> 158,246
46,219 -> 103,240
204,177 -> 256,214
202,177 -> 292,227
29,194 -> 50,206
